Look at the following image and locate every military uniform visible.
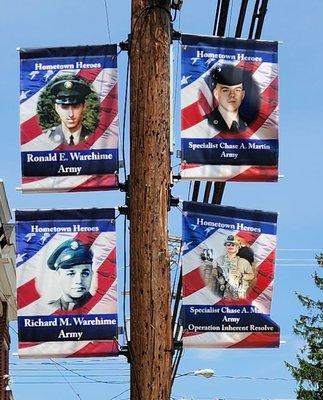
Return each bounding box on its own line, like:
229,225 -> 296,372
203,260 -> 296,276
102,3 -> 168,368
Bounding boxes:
47,239 -> 93,311
44,78 -> 92,145
207,63 -> 248,133
206,107 -> 248,133
45,124 -> 91,145
216,254 -> 254,299
48,292 -> 92,311
214,235 -> 254,299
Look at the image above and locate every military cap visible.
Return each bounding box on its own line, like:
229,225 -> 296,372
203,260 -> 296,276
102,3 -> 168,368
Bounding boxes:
50,79 -> 91,105
47,239 -> 93,271
211,64 -> 244,87
224,235 -> 239,246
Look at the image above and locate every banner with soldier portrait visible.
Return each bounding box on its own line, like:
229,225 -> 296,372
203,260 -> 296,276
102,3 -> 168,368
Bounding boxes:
15,208 -> 118,358
181,201 -> 280,348
180,35 -> 279,182
19,45 -> 119,192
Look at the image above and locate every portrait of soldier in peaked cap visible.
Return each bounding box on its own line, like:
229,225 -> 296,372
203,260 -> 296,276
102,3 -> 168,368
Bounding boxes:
47,239 -> 94,311
205,63 -> 260,134
37,74 -> 100,146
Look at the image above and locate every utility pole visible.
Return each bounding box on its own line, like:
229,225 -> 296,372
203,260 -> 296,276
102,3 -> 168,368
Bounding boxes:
129,1 -> 172,399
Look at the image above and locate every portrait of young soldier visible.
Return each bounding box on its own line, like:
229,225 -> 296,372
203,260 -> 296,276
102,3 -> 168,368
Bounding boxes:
46,79 -> 92,145
37,75 -> 100,146
47,239 -> 94,311
206,64 -> 248,133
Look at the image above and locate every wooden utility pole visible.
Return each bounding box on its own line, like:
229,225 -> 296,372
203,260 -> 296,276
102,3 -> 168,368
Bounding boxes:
129,0 -> 172,399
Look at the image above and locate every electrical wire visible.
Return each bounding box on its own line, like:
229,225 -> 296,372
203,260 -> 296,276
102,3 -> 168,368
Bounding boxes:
173,397 -> 297,400
121,57 -> 130,181
103,0 -> 112,43
122,214 -> 129,345
49,358 -> 125,385
172,7 -> 181,129
176,373 -> 294,382
51,360 -> 82,400
108,388 -> 130,400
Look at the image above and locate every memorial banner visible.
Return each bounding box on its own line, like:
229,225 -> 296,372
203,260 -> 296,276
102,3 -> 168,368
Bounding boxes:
15,208 -> 118,358
20,45 -> 119,192
181,201 -> 280,348
180,35 -> 279,182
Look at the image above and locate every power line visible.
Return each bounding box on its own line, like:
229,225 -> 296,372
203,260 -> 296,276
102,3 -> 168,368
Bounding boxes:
108,388 -> 130,400
103,0 -> 112,43
49,358 -> 126,385
52,360 -> 82,400
173,397 -> 296,400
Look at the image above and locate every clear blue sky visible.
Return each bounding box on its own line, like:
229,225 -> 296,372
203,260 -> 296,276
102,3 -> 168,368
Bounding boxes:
1,1 -> 322,399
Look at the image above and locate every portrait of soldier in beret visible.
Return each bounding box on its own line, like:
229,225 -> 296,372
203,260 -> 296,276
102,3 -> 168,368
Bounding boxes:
206,64 -> 248,133
47,239 -> 94,311
37,74 -> 100,146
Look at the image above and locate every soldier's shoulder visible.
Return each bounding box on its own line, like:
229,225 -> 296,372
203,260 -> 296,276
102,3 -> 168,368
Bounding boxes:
48,298 -> 61,307
43,125 -> 60,136
43,125 -> 64,144
80,125 -> 92,140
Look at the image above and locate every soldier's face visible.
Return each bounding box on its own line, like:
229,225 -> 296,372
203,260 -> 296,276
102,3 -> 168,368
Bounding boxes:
213,83 -> 245,113
58,264 -> 93,301
55,103 -> 85,132
225,243 -> 239,255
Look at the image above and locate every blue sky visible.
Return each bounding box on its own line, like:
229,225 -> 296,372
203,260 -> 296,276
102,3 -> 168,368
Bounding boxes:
1,1 -> 323,399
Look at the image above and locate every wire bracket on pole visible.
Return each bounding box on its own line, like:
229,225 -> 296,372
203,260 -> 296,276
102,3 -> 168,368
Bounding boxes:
171,27 -> 182,41
118,34 -> 131,52
173,340 -> 183,350
170,196 -> 180,207
118,179 -> 129,192
119,345 -> 130,361
172,174 -> 181,182
118,205 -> 129,216
170,0 -> 184,11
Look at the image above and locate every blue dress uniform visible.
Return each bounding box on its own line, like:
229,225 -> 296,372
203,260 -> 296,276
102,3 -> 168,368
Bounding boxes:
47,239 -> 93,310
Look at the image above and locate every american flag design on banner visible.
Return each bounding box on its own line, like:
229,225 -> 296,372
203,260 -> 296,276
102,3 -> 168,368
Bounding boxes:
180,35 -> 279,182
181,201 -> 280,348
15,208 -> 118,358
20,45 -> 119,193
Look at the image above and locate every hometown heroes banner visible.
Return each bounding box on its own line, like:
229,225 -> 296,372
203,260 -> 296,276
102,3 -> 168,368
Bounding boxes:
180,35 -> 279,182
181,201 -> 280,348
20,45 -> 119,192
15,208 -> 118,358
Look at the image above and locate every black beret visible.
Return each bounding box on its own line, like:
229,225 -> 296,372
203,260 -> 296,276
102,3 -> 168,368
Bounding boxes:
47,239 -> 93,271
50,79 -> 91,105
211,64 -> 244,87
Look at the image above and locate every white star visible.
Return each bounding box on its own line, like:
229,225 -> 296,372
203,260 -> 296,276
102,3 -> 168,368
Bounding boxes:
20,90 -> 31,101
40,233 -> 51,244
205,227 -> 215,234
181,75 -> 192,85
29,71 -> 39,80
44,70 -> 54,81
205,58 -> 216,66
181,241 -> 193,252
25,232 -> 36,242
16,253 -> 27,264
190,57 -> 199,65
